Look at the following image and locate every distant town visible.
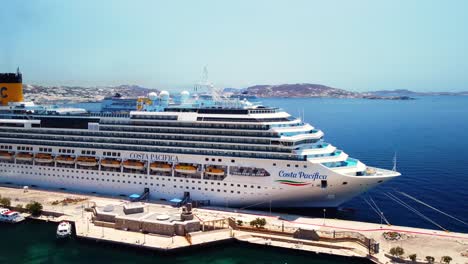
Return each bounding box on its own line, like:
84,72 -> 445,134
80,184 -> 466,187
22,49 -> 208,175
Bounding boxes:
22,83 -> 467,105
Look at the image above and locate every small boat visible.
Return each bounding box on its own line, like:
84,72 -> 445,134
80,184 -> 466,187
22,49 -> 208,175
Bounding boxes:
56,221 -> 72,238
0,209 -> 25,223
205,167 -> 225,176
101,159 -> 121,168
76,156 -> 98,167
175,164 -> 197,174
56,155 -> 75,165
35,153 -> 54,163
16,152 -> 33,162
150,162 -> 172,172
123,160 -> 145,170
0,151 -> 13,161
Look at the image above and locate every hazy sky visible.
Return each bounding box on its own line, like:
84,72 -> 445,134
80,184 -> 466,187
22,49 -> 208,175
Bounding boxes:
1,0 -> 467,91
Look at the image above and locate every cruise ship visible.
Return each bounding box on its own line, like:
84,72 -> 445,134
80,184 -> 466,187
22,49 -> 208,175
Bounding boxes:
0,70 -> 400,208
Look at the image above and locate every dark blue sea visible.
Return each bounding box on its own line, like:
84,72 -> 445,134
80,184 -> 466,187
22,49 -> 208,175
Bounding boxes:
72,96 -> 468,233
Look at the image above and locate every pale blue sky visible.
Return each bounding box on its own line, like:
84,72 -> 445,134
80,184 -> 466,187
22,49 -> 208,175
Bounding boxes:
1,0 -> 467,91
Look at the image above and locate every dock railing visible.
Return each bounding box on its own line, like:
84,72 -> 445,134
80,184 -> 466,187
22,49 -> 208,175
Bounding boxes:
231,219 -> 378,254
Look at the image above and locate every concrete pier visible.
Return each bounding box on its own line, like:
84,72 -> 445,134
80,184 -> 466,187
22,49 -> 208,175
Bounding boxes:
1,185 -> 467,263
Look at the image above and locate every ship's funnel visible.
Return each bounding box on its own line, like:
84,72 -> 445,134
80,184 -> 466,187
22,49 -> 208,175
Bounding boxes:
0,68 -> 23,106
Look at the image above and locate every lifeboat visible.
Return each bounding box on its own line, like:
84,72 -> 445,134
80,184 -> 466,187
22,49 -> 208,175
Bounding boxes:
0,151 -> 13,161
175,164 -> 197,174
16,152 -> 33,162
56,155 -> 75,165
35,153 -> 54,163
101,159 -> 121,168
76,156 -> 98,167
150,162 -> 172,172
123,160 -> 145,170
205,167 -> 225,176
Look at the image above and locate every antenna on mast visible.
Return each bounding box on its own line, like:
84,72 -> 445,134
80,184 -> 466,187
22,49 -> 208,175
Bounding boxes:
392,151 -> 397,171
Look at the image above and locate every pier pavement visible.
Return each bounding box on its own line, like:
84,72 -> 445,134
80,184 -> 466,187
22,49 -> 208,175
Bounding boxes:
1,185 -> 467,263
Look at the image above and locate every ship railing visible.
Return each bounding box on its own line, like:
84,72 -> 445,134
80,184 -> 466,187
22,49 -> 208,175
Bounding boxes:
88,112 -> 130,118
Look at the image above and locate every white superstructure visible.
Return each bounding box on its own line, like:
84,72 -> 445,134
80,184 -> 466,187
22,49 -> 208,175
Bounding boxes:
0,92 -> 400,208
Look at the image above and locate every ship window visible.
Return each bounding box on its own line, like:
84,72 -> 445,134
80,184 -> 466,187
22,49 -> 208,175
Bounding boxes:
304,165 -> 307,168
295,165 -> 298,168
342,182 -> 348,185
287,164 -> 290,167
321,180 -> 328,188
205,158 -> 209,161
231,160 -> 235,163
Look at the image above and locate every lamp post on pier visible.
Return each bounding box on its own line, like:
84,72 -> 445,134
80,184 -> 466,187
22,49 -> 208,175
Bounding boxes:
380,212 -> 384,228
323,209 -> 326,225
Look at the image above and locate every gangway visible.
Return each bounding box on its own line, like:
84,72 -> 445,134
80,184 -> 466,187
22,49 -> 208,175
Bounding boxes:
129,188 -> 150,202
170,192 -> 191,207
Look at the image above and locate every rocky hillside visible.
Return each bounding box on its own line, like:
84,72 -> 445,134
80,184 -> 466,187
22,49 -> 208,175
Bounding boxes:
23,84 -> 157,104
243,84 -> 362,98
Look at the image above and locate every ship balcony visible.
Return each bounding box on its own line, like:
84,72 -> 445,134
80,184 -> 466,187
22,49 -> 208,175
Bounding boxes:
321,157 -> 360,168
279,130 -> 324,142
307,151 -> 348,163
293,143 -> 336,155
270,123 -> 314,133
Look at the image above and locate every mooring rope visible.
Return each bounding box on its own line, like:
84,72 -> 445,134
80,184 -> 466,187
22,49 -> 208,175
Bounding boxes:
396,191 -> 468,226
384,192 -> 447,231
369,195 -> 390,225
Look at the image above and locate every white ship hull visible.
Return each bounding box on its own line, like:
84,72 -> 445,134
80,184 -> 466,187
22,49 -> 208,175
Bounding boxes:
0,148 -> 398,208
